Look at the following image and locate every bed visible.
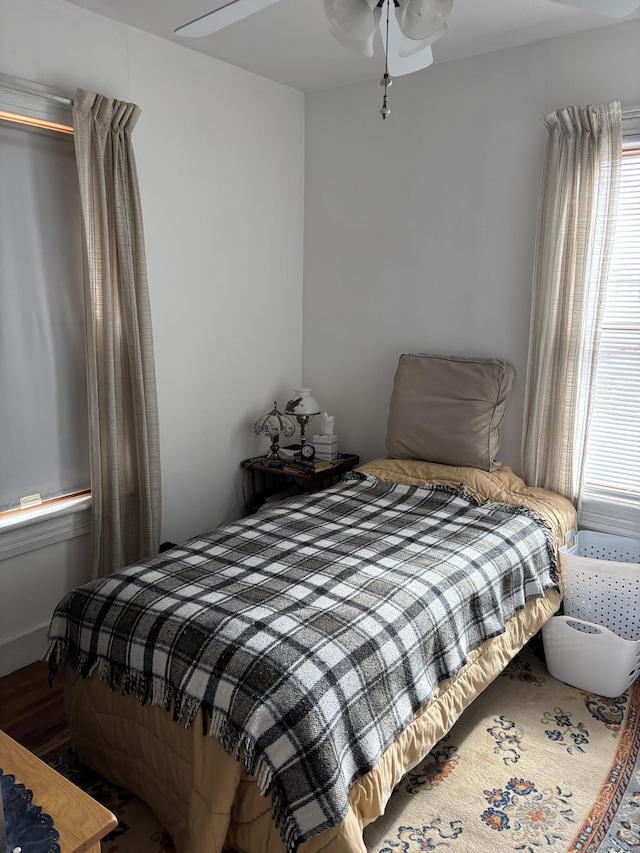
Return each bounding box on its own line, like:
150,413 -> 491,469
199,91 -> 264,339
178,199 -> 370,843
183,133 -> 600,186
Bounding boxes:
46,354 -> 577,853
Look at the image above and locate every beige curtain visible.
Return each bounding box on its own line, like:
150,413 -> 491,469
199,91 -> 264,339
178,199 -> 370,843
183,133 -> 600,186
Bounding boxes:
521,103 -> 621,506
73,89 -> 161,578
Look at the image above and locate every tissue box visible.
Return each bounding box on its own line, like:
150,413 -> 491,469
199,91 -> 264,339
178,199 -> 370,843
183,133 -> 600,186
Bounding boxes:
313,434 -> 338,461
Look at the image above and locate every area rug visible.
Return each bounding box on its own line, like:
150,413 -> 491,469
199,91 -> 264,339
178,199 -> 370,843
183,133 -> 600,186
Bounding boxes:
38,637 -> 640,853
365,635 -> 640,853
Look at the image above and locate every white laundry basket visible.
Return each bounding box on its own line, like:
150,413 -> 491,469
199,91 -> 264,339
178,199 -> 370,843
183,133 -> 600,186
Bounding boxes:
542,530 -> 640,697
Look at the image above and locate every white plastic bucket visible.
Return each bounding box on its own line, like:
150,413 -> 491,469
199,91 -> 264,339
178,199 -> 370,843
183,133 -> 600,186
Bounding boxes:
543,530 -> 640,697
543,615 -> 640,698
559,530 -> 640,641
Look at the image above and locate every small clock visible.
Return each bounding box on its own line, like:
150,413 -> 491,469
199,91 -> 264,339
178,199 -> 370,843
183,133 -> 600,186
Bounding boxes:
300,442 -> 315,463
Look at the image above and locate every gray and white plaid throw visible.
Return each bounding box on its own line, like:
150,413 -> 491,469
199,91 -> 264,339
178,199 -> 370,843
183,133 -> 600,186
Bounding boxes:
46,475 -> 557,852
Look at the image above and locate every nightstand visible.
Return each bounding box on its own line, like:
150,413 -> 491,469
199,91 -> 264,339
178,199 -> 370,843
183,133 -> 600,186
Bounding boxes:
241,453 -> 360,513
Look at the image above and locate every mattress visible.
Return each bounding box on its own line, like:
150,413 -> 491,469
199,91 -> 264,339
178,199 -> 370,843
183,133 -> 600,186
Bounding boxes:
62,459 -> 576,853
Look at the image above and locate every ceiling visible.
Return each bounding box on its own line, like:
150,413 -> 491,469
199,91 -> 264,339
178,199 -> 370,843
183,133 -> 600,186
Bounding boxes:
61,0 -> 640,93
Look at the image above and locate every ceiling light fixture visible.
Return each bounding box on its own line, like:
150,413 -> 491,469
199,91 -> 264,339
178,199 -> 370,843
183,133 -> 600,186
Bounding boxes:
323,0 -> 453,118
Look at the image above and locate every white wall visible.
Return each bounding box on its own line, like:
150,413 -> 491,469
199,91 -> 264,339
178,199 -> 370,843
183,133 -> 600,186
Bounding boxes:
0,532 -> 92,675
303,20 -> 640,472
0,0 -> 305,674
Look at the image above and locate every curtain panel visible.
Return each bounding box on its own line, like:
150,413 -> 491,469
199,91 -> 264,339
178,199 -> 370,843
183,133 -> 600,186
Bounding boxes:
73,89 -> 161,578
521,103 -> 622,506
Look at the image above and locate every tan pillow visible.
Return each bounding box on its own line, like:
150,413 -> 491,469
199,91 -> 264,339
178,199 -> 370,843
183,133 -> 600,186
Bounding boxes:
386,354 -> 515,472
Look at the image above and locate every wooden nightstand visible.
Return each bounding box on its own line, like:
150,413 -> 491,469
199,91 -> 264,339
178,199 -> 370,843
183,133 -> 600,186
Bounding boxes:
0,730 -> 117,853
241,453 -> 360,513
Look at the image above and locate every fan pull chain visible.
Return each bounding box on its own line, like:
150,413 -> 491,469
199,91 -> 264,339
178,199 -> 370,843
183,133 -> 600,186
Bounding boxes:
379,0 -> 394,119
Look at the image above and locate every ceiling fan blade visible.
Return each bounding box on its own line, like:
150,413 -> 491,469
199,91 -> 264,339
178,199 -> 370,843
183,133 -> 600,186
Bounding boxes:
386,43 -> 434,76
174,0 -> 282,37
551,0 -> 640,17
382,10 -> 434,76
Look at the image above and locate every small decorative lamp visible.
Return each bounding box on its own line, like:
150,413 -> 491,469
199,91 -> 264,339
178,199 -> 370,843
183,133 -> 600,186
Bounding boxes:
254,402 -> 296,468
285,388 -> 322,444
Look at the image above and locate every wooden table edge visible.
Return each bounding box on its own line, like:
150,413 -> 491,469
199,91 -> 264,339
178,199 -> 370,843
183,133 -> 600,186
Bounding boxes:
0,729 -> 117,852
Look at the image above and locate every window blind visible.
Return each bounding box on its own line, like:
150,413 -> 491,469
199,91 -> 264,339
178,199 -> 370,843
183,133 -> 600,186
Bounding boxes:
580,112 -> 640,536
0,75 -> 89,515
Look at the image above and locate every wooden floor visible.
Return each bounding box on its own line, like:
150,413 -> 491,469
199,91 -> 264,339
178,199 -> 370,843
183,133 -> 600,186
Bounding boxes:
0,660 -> 67,753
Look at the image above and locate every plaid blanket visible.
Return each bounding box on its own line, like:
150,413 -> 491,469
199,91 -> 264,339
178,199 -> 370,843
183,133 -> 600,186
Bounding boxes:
46,476 -> 557,852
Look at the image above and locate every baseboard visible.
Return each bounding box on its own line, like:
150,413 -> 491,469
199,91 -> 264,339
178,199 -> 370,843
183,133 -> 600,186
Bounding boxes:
0,621 -> 50,677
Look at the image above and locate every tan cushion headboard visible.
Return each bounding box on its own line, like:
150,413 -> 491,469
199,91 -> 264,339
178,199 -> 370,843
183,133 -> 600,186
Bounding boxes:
385,354 -> 515,472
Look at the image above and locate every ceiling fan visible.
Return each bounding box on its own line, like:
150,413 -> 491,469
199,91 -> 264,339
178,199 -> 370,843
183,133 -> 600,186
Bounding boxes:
174,0 -> 640,79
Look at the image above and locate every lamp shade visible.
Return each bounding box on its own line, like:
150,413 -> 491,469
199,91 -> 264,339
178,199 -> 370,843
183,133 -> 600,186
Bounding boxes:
254,402 -> 296,468
286,388 -> 321,417
254,402 -> 296,439
323,0 -> 380,57
400,0 -> 453,42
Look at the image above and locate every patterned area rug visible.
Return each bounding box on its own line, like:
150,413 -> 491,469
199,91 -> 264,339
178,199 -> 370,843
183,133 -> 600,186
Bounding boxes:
38,637 -> 640,853
365,636 -> 640,853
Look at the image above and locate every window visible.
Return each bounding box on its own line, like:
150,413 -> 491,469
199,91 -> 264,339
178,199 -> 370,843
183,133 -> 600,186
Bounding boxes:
0,74 -> 90,551
580,111 -> 640,537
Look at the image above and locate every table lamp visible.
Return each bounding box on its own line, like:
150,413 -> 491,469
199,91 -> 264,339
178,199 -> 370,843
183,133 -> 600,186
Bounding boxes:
285,388 -> 321,444
254,402 -> 296,468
